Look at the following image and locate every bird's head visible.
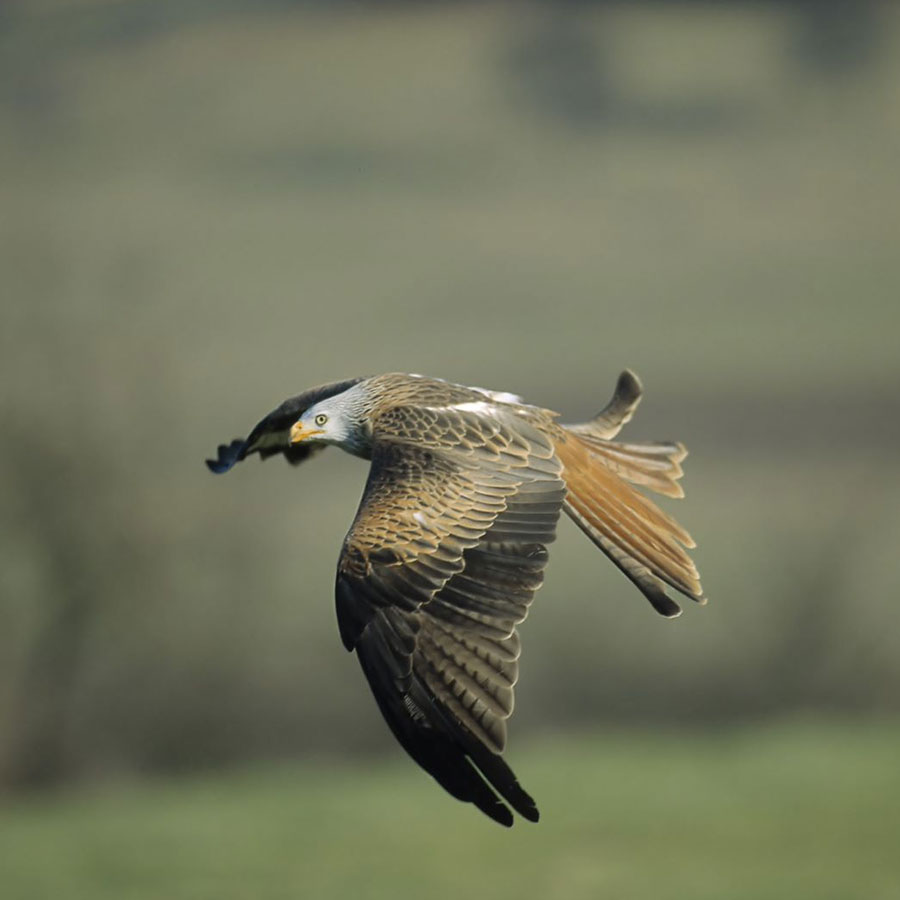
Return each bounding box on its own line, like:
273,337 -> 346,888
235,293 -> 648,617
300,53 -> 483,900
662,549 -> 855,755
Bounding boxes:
290,386 -> 372,455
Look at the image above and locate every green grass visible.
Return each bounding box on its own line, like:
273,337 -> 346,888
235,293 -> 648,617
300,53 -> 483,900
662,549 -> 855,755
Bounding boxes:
2,723 -> 899,900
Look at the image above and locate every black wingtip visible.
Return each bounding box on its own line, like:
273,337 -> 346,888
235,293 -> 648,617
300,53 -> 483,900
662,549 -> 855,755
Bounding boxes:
478,791 -> 537,827
615,368 -> 643,405
205,439 -> 247,474
485,802 -> 515,828
651,594 -> 683,618
522,803 -> 540,824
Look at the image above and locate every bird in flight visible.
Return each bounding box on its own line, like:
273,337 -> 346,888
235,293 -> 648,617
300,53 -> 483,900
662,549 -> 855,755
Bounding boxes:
207,371 -> 704,826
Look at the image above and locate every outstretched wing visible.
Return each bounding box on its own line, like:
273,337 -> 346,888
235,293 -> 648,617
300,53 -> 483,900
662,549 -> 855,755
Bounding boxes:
205,377 -> 364,473
335,406 -> 565,826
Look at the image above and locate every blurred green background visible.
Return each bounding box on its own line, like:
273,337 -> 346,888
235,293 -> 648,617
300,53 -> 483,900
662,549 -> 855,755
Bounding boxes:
2,1 -> 899,898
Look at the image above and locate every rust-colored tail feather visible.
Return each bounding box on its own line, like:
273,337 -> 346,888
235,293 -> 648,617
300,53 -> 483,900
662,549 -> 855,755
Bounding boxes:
568,433 -> 688,500
557,390 -> 704,617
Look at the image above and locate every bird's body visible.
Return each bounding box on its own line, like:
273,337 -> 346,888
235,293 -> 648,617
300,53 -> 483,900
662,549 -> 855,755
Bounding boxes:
207,371 -> 704,826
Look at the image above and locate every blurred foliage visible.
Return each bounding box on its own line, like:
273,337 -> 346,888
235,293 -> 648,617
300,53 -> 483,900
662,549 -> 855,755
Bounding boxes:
2,723 -> 899,899
1,0 -> 899,793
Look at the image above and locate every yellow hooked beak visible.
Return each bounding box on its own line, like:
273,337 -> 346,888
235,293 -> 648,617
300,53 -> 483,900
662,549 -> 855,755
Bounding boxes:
289,422 -> 324,444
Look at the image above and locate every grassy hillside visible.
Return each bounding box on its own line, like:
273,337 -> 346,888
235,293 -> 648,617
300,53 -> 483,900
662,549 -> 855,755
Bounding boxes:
3,724 -> 899,900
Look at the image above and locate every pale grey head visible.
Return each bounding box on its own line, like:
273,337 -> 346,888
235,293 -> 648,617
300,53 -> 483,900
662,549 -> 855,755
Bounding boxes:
289,380 -> 374,457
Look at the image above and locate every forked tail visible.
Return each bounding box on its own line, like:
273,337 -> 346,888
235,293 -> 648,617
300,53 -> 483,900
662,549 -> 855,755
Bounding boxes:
557,370 -> 705,617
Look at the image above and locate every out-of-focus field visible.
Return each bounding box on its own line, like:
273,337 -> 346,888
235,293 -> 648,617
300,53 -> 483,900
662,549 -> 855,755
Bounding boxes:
1,8 -> 900,893
3,723 -> 899,900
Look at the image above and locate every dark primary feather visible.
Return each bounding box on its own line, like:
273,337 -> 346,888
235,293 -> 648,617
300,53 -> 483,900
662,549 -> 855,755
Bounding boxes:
205,377 -> 364,473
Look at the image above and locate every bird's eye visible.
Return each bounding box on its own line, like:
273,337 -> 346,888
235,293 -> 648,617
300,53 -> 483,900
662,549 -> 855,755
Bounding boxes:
314,414 -> 328,427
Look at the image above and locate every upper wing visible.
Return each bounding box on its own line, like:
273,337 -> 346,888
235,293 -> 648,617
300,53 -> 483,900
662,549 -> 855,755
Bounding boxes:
205,378 -> 363,473
335,406 -> 566,826
567,369 -> 643,441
